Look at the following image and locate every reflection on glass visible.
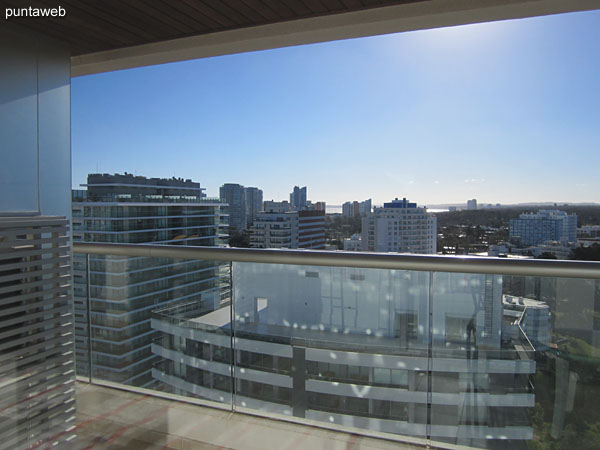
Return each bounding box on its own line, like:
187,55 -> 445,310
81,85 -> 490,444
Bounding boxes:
73,252 -> 600,449
151,300 -> 233,406
231,263 -> 431,437
504,276 -> 600,450
431,273 -> 535,448
73,253 -> 230,391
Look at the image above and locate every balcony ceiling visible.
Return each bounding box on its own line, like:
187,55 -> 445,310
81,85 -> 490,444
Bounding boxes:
3,0 -> 598,76
0,0 -> 425,56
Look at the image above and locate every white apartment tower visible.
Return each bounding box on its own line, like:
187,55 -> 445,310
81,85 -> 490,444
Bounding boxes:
361,198 -> 437,254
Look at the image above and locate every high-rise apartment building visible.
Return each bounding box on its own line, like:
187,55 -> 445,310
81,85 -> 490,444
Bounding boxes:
343,199 -> 371,217
342,201 -> 360,217
219,183 -> 246,232
361,198 -> 437,254
72,173 -> 228,387
358,199 -> 372,216
250,210 -> 325,249
220,184 -> 264,231
509,210 -> 577,246
290,186 -> 307,210
342,201 -> 355,217
467,199 -> 478,210
244,187 -> 263,228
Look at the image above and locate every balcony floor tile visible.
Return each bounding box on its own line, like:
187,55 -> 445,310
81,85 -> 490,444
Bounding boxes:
69,382 -> 425,449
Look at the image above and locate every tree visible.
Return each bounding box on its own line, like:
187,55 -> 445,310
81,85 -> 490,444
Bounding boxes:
570,243 -> 600,261
331,239 -> 342,250
536,252 -> 557,260
229,229 -> 251,248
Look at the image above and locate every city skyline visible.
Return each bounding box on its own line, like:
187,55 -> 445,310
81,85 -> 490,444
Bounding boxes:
72,10 -> 600,206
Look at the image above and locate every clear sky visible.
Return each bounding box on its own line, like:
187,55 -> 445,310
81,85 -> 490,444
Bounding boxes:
72,10 -> 600,207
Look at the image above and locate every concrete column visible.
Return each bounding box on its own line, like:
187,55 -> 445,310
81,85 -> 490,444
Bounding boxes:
551,357 -> 569,439
291,347 -> 307,418
408,371 -> 417,423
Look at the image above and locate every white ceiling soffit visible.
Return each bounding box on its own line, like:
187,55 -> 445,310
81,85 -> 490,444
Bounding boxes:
71,0 -> 600,77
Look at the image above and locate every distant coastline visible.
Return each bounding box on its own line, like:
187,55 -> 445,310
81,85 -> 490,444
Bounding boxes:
326,202 -> 600,215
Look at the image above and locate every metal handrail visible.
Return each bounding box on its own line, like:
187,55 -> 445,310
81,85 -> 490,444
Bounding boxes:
72,242 -> 600,279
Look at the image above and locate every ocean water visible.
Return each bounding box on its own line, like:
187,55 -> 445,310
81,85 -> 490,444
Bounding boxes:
326,206 -> 448,214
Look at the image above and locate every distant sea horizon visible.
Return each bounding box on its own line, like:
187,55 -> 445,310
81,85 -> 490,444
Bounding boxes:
325,202 -> 600,215
325,205 -> 449,214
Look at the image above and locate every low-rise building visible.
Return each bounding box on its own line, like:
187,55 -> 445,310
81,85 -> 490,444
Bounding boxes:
263,200 -> 292,213
579,225 -> 600,238
343,233 -> 362,251
528,241 -> 573,259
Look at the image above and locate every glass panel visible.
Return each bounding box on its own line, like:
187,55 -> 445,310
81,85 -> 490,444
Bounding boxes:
232,262 -> 430,439
73,250 -> 600,449
73,252 -> 233,408
430,273 -> 600,450
504,275 -> 600,450
72,253 -> 90,379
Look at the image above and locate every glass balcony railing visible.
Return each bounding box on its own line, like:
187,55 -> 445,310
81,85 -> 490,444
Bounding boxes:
72,242 -> 600,449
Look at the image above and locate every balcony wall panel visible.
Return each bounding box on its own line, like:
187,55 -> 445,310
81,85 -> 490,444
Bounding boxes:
0,23 -> 71,218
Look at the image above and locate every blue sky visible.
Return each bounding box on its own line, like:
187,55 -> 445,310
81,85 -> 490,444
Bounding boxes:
72,10 -> 600,206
